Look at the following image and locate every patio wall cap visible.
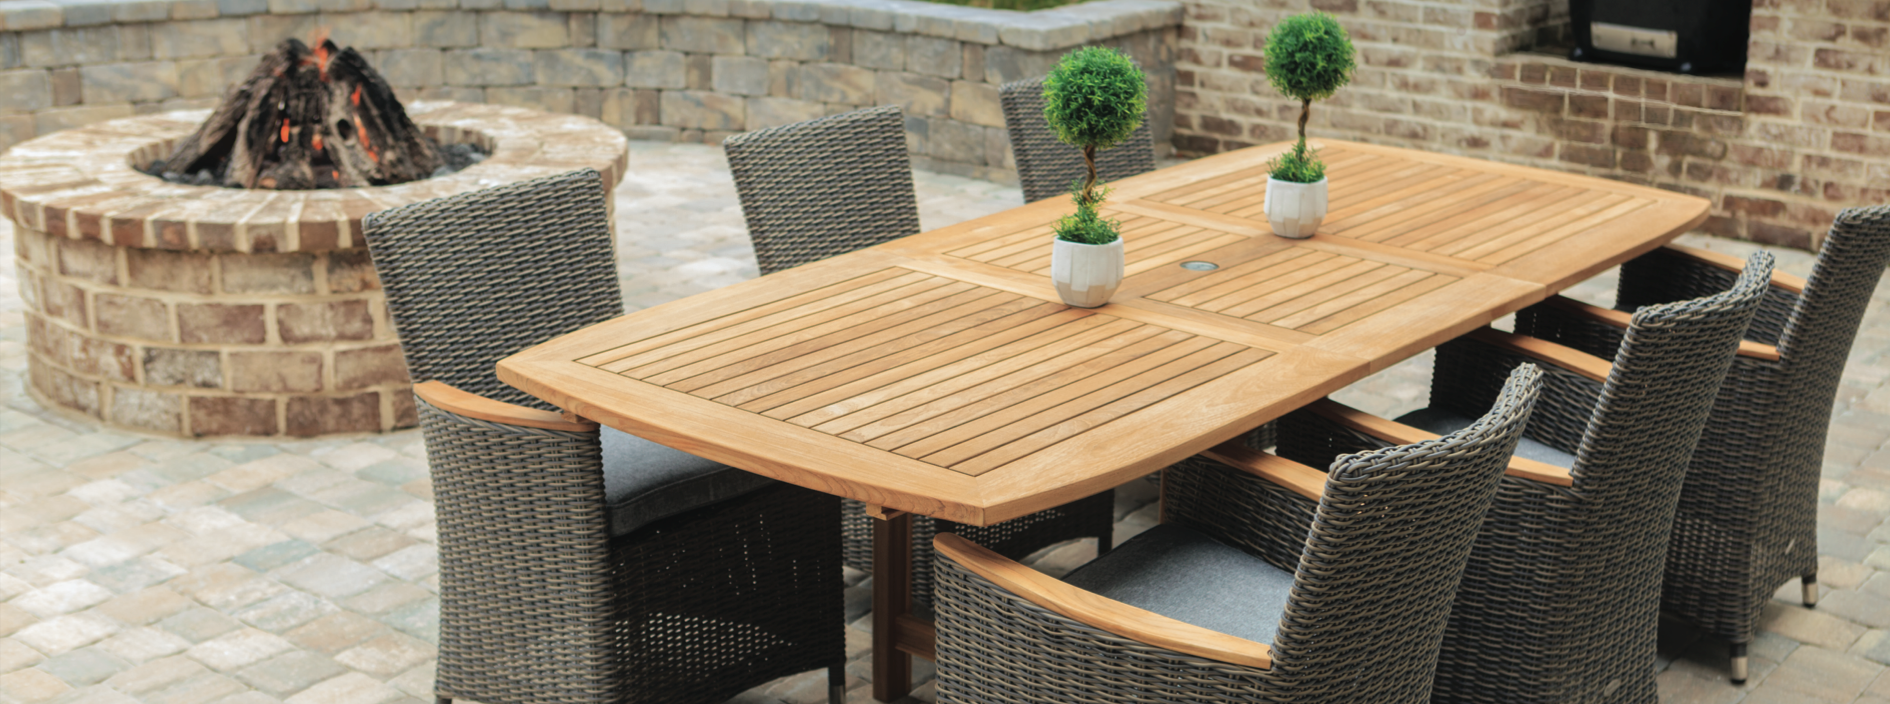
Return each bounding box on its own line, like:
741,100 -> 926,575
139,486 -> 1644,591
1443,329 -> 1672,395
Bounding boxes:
0,0 -> 1182,50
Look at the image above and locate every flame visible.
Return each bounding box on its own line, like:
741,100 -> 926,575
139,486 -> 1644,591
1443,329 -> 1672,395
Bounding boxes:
311,133 -> 322,151
331,169 -> 340,180
311,29 -> 333,81
354,112 -> 379,163
280,118 -> 290,143
350,85 -> 361,107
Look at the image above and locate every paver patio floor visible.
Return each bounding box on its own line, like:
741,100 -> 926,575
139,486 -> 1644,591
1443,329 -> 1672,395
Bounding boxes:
1,141 -> 1885,704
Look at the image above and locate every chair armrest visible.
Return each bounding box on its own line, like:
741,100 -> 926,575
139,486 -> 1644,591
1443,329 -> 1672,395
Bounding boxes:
1465,328 -> 1611,383
1305,398 -> 1573,487
1662,244 -> 1806,295
932,533 -> 1274,669
1536,296 -> 1781,362
1198,441 -> 1327,501
411,381 -> 599,432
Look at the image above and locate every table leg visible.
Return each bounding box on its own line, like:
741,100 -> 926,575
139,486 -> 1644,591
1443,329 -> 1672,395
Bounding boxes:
872,510 -> 912,702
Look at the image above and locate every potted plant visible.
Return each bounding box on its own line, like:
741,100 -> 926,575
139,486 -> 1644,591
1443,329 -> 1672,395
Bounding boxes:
1262,12 -> 1355,238
1043,46 -> 1146,308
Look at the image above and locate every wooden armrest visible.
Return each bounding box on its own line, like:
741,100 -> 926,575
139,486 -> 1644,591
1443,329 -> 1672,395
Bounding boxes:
1537,296 -> 1781,362
1466,327 -> 1612,384
1735,342 -> 1781,362
932,533 -> 1273,669
1305,398 -> 1574,487
411,380 -> 599,432
1661,244 -> 1806,295
1199,441 -> 1327,502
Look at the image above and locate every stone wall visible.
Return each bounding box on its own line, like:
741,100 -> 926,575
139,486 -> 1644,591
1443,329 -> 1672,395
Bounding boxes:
1174,0 -> 1888,250
0,0 -> 1183,182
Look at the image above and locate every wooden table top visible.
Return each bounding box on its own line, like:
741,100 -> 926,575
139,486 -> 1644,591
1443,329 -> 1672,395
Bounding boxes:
498,139 -> 1709,526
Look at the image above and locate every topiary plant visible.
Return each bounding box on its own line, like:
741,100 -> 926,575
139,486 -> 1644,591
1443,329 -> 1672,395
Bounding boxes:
1043,46 -> 1146,245
1262,12 -> 1355,183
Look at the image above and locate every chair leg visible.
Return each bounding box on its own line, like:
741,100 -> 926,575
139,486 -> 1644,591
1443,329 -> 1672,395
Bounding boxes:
1804,571 -> 1820,607
828,662 -> 846,704
1730,642 -> 1748,685
435,698 -> 451,704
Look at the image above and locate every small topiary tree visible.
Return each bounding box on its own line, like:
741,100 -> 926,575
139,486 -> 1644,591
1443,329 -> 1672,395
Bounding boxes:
1043,46 -> 1146,244
1262,12 -> 1355,183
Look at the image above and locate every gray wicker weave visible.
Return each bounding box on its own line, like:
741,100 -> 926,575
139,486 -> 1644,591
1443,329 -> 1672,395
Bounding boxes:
999,76 -> 1157,204
935,365 -> 1543,704
1278,253 -> 1774,704
1514,204 -> 1890,680
366,170 -> 843,704
724,106 -> 921,276
366,169 -> 622,413
724,107 -> 1114,605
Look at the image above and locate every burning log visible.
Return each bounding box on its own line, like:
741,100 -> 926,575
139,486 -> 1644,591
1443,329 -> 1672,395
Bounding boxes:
163,36 -> 441,189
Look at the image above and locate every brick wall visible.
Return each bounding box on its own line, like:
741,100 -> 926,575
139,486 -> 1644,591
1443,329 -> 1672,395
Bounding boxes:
18,227 -> 413,436
0,0 -> 1183,183
1175,0 -> 1888,250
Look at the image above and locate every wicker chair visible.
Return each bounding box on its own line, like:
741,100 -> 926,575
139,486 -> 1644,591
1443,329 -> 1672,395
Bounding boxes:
1511,204 -> 1890,681
1275,253 -> 1774,703
999,76 -> 1157,204
364,169 -> 844,704
724,106 -> 1114,606
932,365 -> 1543,704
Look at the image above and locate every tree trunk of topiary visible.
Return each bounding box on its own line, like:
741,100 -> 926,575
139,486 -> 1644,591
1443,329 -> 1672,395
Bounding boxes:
1081,144 -> 1098,203
1297,98 -> 1310,143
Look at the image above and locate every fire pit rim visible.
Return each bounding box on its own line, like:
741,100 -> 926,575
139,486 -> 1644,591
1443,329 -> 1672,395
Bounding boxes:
0,101 -> 629,254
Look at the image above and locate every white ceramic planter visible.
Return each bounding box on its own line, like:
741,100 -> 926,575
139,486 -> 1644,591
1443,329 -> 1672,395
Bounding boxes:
1266,177 -> 1328,238
1051,238 -> 1125,308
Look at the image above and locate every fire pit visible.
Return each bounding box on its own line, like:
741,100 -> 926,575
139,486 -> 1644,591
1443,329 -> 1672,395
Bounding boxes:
1,102 -> 628,436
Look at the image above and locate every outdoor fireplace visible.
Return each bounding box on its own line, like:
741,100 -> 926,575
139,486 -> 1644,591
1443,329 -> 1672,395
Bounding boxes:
1,98 -> 627,437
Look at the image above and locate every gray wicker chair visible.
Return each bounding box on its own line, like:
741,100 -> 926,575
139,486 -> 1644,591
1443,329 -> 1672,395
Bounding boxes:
1512,204 -> 1890,681
999,76 -> 1157,204
364,169 -> 844,704
933,365 -> 1543,704
1276,252 -> 1774,703
724,106 -> 1114,606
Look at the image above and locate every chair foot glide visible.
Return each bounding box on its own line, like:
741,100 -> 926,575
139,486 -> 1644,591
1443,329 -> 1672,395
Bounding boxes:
828,662 -> 846,704
1730,643 -> 1748,684
1804,572 -> 1819,607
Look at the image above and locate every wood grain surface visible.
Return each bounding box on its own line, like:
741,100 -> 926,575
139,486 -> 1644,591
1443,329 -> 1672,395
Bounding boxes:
500,139 -> 1708,525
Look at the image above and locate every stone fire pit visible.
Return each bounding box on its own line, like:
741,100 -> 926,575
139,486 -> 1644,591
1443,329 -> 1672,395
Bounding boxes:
1,102 -> 628,437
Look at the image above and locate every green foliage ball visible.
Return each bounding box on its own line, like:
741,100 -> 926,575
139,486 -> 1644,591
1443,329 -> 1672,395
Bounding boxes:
1043,47 -> 1147,152
1263,13 -> 1356,103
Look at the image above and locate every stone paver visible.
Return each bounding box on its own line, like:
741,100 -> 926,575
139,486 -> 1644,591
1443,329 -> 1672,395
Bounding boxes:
1,141 -> 1885,704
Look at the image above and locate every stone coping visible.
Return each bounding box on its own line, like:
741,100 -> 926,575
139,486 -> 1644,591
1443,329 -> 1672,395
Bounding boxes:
0,101 -> 629,252
0,0 -> 1181,50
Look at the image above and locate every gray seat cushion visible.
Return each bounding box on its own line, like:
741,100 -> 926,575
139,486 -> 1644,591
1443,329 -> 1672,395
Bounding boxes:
1062,523 -> 1295,646
1395,407 -> 1577,468
601,427 -> 776,536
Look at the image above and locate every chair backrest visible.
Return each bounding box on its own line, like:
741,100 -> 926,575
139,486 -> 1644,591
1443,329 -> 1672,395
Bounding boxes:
363,169 -> 624,411
1568,253 -> 1771,491
1773,205 -> 1890,450
1268,365 -> 1541,700
1000,76 -> 1157,204
724,106 -> 921,276
414,397 -> 621,703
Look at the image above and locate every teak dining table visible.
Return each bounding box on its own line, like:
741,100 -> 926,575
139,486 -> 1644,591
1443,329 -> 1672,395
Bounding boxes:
497,139 -> 1709,702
